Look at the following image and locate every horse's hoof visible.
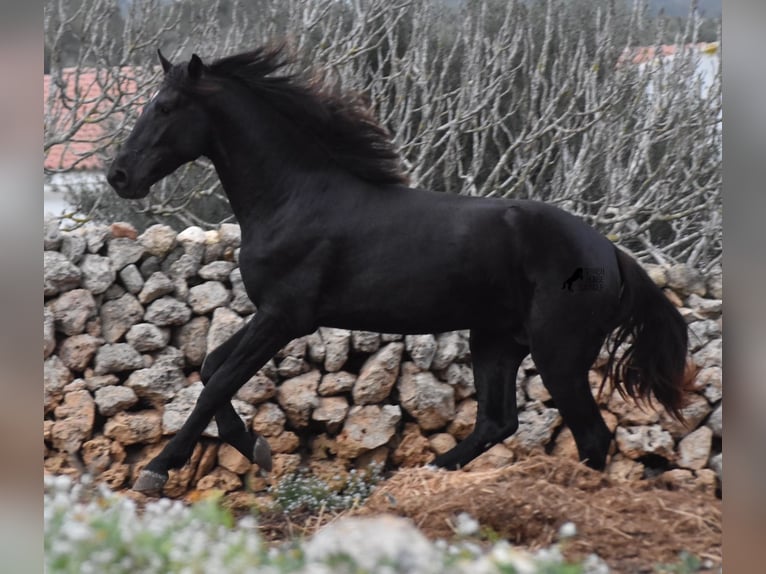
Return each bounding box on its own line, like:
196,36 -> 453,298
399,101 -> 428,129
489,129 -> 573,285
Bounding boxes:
133,470 -> 168,496
253,435 -> 272,473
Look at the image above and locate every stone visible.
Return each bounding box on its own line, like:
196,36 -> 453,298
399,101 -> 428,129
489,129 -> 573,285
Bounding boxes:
270,431 -> 301,454
51,390 -> 95,453
607,391 -> 660,425
207,307 -> 244,352
392,423 -> 434,466
405,334 -> 437,369
277,356 -> 310,378
218,223 -> 242,248
93,343 -> 144,374
397,362 -> 455,431
656,468 -> 717,496
103,283 -> 126,301
196,467 -> 243,492
80,254 -> 116,294
61,231 -> 86,264
83,373 -> 119,392
107,237 -> 144,271
693,367 -> 722,403
44,251 -> 81,296
312,396 -> 350,433
659,393 -> 712,439
432,331 -> 469,370
693,338 -> 721,368
706,269 -> 723,299
144,296 -> 192,327
428,433 -> 457,455
58,334 -> 102,371
351,330 -> 381,353
125,365 -> 186,407
138,224 -> 177,257
175,316 -> 209,366
217,443 -> 252,474
126,323 -> 170,352
94,385 -> 138,416
525,374 -> 551,402
152,346 -> 185,369
138,272 -> 175,305
199,260 -> 236,281
276,337 -> 307,360
320,327 -> 350,372
353,342 -> 404,404
110,222 -> 138,240
643,264 -> 667,288
447,399 -> 477,440
666,264 -> 706,297
81,436 -> 124,475
677,426 -> 713,470
607,454 -> 645,482
188,281 -> 231,315
51,289 -> 96,335
176,226 -> 206,259
688,319 -> 720,351
100,293 -> 145,343
318,371 -> 356,396
276,370 -> 321,428
615,425 -> 675,460
709,452 -> 722,481
44,306 -> 56,358
504,402 -> 562,452
706,403 -> 722,437
336,405 -> 402,459
119,264 -> 144,294
464,443 -> 515,471
235,374 -> 276,405
166,252 -> 200,280
305,331 -> 326,363
442,363 -> 476,400
229,268 -> 256,314
83,224 -> 110,253
44,217 -> 63,250
162,381 -> 255,437
252,403 -> 287,437
686,294 -> 722,317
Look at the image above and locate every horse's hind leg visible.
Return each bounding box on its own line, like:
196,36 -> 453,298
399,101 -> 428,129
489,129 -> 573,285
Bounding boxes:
432,330 -> 528,469
530,326 -> 612,470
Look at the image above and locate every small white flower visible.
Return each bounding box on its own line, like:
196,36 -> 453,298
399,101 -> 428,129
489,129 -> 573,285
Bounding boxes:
455,512 -> 479,536
559,520 -> 577,539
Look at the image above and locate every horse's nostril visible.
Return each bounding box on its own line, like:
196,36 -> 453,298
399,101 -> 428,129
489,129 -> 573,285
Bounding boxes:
108,167 -> 128,189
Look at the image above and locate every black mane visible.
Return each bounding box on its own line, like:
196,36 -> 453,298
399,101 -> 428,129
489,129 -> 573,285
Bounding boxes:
175,44 -> 408,186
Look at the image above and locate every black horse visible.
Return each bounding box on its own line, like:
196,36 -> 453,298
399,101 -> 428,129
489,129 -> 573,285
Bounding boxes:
107,46 -> 689,495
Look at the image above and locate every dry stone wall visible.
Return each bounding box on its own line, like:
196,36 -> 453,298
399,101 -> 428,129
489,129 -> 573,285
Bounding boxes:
44,220 -> 723,498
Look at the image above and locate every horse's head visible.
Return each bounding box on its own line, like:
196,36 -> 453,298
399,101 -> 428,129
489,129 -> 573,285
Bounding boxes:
107,51 -> 213,199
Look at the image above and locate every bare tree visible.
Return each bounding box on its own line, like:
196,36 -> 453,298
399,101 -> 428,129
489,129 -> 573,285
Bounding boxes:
44,0 -> 721,271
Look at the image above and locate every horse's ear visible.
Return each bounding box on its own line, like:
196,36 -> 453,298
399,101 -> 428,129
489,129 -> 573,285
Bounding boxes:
158,49 -> 172,74
188,54 -> 203,80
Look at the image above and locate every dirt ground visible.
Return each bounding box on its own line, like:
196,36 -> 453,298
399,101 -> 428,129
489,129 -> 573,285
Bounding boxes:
352,455 -> 721,573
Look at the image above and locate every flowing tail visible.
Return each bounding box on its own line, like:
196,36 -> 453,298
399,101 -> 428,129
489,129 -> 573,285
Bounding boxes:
603,248 -> 691,420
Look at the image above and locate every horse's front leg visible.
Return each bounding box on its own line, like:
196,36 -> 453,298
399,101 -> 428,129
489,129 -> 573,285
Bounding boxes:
133,311 -> 296,495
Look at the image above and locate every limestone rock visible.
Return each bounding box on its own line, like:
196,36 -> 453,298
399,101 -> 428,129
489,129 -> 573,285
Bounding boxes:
162,381 -> 255,437
125,365 -> 186,407
351,330 -> 381,353
305,331 -> 326,364
126,323 -> 170,353
405,334 -> 437,370
138,272 -> 175,305
392,423 -> 434,467
525,374 -> 551,402
318,371 -> 356,396
119,264 -> 144,294
666,264 -> 706,297
608,391 -> 660,425
144,296 -> 192,327
692,338 -> 721,369
58,334 -> 101,372
100,293 -> 145,343
659,393 -> 712,439
336,405 -> 402,459
686,294 -> 722,318
107,237 -> 144,271
504,402 -> 562,452
217,443 -> 251,475
196,467 -> 243,492
693,366 -> 722,404
51,289 -> 96,336
319,327 -> 350,372
80,254 -> 116,294
60,231 -> 86,264
44,251 -> 81,296
138,224 -> 177,258
428,433 -> 457,455
235,374 -> 276,405
110,222 -> 138,240
615,425 -> 675,460
93,343 -> 144,375
175,316 -> 209,366
276,370 -> 321,428
199,261 -> 236,281
104,410 -> 162,445
677,426 -> 713,470
442,362 -> 475,400
94,385 -> 139,416
252,403 -> 287,437
432,331 -> 469,370
207,307 -> 244,352
353,342 -> 404,404
447,399 -> 477,440
397,362 -> 455,431
44,306 -> 56,358
51,389 -> 95,452
312,396 -> 349,433
464,443 -> 515,471
706,403 -> 722,437
229,268 -> 256,314
188,281 -> 231,315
